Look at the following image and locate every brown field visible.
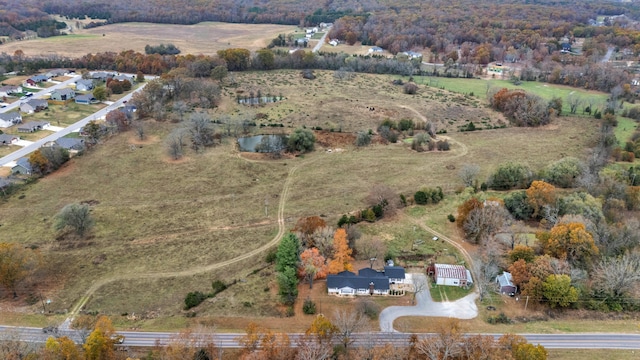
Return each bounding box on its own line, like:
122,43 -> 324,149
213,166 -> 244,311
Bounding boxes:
0,70 -> 605,332
0,22 -> 297,57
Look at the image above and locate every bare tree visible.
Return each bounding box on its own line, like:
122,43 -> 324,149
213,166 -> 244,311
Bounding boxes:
134,121 -> 145,141
295,336 -> 331,360
459,164 -> 480,187
366,184 -> 402,217
463,204 -> 511,245
473,253 -> 500,301
187,112 -> 215,152
332,309 -> 369,351
412,274 -> 429,305
173,100 -> 189,121
592,252 -> 640,299
416,318 -> 465,360
567,94 -> 582,114
355,236 -> 386,263
167,128 -> 187,160
311,227 -> 335,259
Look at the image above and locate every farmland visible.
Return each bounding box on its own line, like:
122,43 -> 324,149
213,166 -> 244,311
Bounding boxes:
0,22 -> 298,57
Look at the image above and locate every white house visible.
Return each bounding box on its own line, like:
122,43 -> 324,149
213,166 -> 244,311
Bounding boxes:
433,264 -> 473,287
326,266 -> 407,296
369,46 -> 384,53
329,39 -> 338,46
0,85 -> 22,97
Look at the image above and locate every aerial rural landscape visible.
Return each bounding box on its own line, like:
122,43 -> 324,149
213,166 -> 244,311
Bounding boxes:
0,0 -> 640,359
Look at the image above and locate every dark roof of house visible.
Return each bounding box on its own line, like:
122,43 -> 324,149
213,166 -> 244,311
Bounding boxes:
14,157 -> 32,171
327,271 -> 390,291
55,137 -> 85,150
384,266 -> 406,279
358,268 -> 386,278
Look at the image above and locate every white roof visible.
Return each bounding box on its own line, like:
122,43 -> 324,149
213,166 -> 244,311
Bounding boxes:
435,264 -> 468,280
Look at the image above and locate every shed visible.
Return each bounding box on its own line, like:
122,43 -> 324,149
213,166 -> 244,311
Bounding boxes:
434,264 -> 472,287
496,272 -> 517,296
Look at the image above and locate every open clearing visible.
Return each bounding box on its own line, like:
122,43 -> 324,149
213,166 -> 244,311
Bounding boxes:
0,70 -> 603,331
0,22 -> 297,57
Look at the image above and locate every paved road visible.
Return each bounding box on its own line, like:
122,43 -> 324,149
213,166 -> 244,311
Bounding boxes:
0,84 -> 147,167
312,28 -> 330,53
602,46 -> 614,63
2,325 -> 640,350
379,274 -> 478,332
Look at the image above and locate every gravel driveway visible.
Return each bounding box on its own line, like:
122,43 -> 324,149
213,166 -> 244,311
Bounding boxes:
379,274 -> 478,332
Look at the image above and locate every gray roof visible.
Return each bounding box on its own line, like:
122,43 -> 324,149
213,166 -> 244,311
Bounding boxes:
75,94 -> 96,102
31,75 -> 48,82
25,99 -> 48,107
55,137 -> 85,150
496,272 -> 514,288
52,88 -> 75,96
15,157 -> 32,171
0,85 -> 20,92
0,111 -> 21,121
76,79 -> 94,88
0,134 -> 18,143
18,121 -> 49,130
327,270 -> 390,292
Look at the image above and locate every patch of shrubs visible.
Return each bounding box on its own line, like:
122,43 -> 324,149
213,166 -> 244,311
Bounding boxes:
302,298 -> 317,315
414,187 -> 444,205
357,300 -> 381,320
184,280 -> 229,310
487,312 -> 512,324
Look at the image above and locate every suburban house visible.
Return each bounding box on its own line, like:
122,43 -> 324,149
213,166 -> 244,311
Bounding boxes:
112,74 -> 135,83
329,39 -> 338,46
19,99 -> 49,114
45,137 -> 86,152
91,72 -> 114,81
18,121 -> 50,133
430,264 -> 473,287
75,79 -> 95,91
0,85 -> 22,97
0,111 -> 22,128
496,272 -> 517,296
327,265 -> 407,296
402,51 -> 423,59
45,69 -> 67,78
24,74 -> 48,86
50,88 -> 76,101
11,157 -> 32,175
368,46 -> 384,53
0,134 -> 19,145
561,43 -> 572,52
75,94 -> 98,104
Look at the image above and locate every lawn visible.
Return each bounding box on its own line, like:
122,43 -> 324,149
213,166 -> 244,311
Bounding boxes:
0,70 -> 603,331
548,349 -> 640,360
430,282 -> 472,302
414,76 -> 611,115
616,116 -> 639,145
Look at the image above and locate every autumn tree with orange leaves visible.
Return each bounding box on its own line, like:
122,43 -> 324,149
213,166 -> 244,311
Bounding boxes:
299,248 -> 327,289
526,180 -> 557,218
328,229 -> 354,274
537,222 -> 599,267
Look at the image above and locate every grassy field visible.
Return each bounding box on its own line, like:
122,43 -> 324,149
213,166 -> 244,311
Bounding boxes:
0,70 -> 603,331
616,116 -> 639,145
0,22 -> 297,57
548,349 -> 640,360
430,282 -> 472,302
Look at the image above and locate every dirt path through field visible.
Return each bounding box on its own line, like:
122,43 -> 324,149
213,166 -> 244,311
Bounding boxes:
398,105 -> 469,158
62,156 -> 310,328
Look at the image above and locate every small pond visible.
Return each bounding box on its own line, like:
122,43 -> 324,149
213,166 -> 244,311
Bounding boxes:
237,134 -> 288,153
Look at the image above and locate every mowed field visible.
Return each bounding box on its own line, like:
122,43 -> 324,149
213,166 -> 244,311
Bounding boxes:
0,22 -> 297,57
0,70 -> 603,332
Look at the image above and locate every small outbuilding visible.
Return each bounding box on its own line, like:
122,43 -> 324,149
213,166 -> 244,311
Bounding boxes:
433,264 -> 473,287
12,157 -> 33,175
496,272 -> 517,296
